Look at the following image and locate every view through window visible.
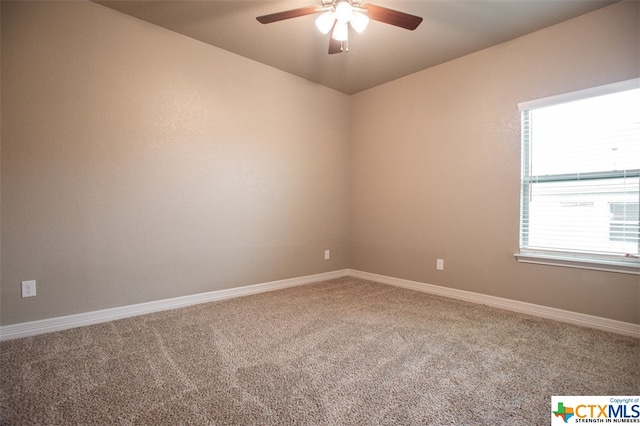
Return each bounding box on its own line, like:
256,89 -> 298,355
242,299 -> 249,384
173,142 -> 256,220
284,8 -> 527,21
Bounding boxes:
519,80 -> 640,265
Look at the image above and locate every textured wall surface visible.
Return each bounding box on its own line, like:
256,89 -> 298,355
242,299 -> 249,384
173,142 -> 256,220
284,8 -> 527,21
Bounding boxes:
2,1 -> 638,326
349,1 -> 640,324
1,1 -> 350,324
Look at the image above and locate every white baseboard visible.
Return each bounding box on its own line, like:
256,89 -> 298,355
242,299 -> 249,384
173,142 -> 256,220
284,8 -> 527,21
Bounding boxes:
2,268 -> 638,341
0,269 -> 350,341
348,269 -> 640,339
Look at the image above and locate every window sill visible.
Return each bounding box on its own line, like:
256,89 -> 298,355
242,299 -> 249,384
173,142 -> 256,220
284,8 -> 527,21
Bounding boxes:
514,251 -> 640,275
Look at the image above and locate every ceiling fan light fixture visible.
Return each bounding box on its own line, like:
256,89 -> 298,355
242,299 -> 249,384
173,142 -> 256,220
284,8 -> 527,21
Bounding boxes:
315,11 -> 335,34
350,11 -> 369,33
334,1 -> 353,24
256,1 -> 423,55
332,21 -> 349,41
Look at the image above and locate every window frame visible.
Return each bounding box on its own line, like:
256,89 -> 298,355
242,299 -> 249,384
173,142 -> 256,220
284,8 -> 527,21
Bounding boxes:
515,78 -> 640,275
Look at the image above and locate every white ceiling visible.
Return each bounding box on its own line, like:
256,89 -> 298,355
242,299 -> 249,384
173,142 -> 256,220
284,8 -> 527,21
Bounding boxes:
95,0 -> 619,95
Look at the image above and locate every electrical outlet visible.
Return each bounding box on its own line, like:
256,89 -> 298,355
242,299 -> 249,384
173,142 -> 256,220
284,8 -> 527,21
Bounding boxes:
21,280 -> 36,298
324,249 -> 331,260
436,259 -> 444,271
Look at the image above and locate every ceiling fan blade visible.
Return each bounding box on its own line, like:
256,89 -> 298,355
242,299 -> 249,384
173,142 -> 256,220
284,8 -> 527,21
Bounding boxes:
362,4 -> 423,30
328,37 -> 343,54
256,6 -> 319,24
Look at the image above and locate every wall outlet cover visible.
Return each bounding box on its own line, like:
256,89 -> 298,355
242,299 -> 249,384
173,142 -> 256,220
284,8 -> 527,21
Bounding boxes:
22,280 -> 37,298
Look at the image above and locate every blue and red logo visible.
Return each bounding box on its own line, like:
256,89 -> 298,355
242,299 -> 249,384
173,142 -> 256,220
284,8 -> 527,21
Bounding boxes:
552,397 -> 640,424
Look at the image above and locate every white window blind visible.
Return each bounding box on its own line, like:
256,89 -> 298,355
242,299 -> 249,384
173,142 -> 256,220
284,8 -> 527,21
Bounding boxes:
517,79 -> 640,273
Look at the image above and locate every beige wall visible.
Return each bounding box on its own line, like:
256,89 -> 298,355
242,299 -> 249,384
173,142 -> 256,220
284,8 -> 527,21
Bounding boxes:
350,1 -> 640,324
2,1 -> 639,327
1,1 -> 350,324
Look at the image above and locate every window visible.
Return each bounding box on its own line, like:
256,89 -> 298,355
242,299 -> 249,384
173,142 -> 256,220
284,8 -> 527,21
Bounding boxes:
516,79 -> 640,275
610,202 -> 639,244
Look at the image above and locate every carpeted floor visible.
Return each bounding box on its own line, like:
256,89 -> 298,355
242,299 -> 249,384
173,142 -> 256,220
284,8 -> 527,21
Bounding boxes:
1,277 -> 638,425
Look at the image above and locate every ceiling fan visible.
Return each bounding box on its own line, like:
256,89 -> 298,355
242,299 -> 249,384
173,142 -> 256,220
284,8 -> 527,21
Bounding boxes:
256,0 -> 423,54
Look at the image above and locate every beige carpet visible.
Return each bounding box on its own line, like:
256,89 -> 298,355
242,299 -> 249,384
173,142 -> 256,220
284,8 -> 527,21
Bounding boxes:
1,277 -> 638,425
